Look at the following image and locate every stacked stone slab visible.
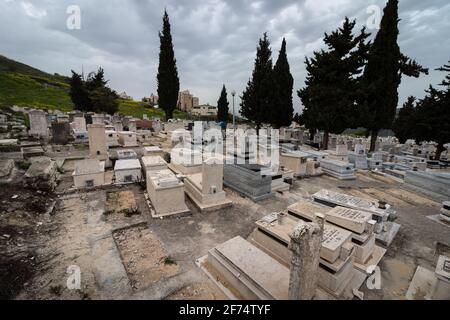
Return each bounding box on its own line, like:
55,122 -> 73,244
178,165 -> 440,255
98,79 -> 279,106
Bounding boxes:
24,157 -> 59,192
319,159 -> 356,180
146,169 -> 189,218
404,171 -> 450,198
280,151 -> 309,178
168,147 -> 203,175
73,159 -> 105,189
251,208 -> 356,297
288,201 -> 378,268
327,144 -> 349,162
203,236 -> 290,299
440,201 -> 450,224
184,157 -> 232,212
114,159 -> 142,184
106,130 -> 120,147
223,162 -> 273,201
118,131 -> 138,147
141,155 -> 167,175
348,144 -> 368,170
313,189 -> 400,246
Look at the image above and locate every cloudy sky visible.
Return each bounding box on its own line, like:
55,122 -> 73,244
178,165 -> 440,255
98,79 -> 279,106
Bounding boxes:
1,0 -> 449,113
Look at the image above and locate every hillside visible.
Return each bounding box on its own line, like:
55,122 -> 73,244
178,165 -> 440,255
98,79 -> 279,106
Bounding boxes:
0,55 -> 189,119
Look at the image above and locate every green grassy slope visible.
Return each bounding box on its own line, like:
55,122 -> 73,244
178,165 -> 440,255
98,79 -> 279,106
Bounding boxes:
0,55 -> 191,120
0,72 -> 74,112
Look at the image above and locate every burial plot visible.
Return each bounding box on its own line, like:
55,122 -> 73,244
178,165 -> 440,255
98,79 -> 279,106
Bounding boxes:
184,157 -> 232,212
320,159 -> 356,180
250,212 -> 357,297
313,189 -> 400,246
223,162 -> 273,202
288,200 -> 380,265
201,236 -> 290,300
146,169 -> 189,218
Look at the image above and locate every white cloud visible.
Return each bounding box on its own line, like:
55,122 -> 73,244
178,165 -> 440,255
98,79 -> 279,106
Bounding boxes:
21,1 -> 47,19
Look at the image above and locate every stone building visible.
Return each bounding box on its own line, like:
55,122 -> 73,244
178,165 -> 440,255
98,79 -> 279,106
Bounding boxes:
191,104 -> 218,117
177,90 -> 199,112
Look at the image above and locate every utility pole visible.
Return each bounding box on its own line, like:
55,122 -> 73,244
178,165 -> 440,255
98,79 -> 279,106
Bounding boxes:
231,90 -> 236,130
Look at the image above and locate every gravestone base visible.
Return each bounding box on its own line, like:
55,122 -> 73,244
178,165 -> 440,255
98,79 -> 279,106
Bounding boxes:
202,236 -> 290,300
184,176 -> 232,212
375,221 -> 401,246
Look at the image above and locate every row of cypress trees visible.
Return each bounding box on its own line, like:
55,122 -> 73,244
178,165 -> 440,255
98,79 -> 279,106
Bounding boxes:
157,1 -> 438,154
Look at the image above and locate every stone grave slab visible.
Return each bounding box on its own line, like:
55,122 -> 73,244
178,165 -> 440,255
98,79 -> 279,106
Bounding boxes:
325,207 -> 372,234
207,236 -> 289,300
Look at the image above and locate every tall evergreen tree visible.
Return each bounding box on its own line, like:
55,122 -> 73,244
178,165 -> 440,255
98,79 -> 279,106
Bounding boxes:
69,68 -> 118,114
69,71 -> 90,111
217,85 -> 229,123
414,62 -> 450,159
362,0 -> 428,151
157,10 -> 180,121
271,38 -> 294,128
393,96 -> 417,143
298,18 -> 371,150
240,33 -> 273,131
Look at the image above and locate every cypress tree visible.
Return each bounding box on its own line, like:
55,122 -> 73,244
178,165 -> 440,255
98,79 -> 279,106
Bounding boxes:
298,18 -> 370,150
157,10 -> 180,121
240,33 -> 273,131
217,85 -> 229,123
272,38 -> 294,128
362,0 -> 428,151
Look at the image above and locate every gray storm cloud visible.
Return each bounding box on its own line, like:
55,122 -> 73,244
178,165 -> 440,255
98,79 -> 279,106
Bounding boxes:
1,0 -> 449,113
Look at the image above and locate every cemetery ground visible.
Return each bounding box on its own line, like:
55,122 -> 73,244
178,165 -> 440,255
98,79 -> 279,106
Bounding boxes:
1,166 -> 449,300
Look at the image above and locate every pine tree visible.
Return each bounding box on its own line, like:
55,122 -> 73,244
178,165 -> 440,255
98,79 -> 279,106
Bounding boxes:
393,96 -> 417,144
240,33 -> 273,131
298,18 -> 370,150
217,85 -> 229,123
69,68 -> 118,114
157,10 -> 180,121
69,71 -> 90,111
271,38 -> 294,128
362,0 -> 428,151
414,62 -> 450,159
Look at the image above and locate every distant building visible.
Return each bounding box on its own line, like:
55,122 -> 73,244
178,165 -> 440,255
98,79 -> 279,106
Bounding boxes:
142,93 -> 159,105
193,97 -> 199,108
119,91 -> 133,100
191,104 -> 218,117
177,90 -> 199,112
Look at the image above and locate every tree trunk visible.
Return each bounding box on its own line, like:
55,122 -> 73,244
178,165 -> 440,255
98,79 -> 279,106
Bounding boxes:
165,109 -> 173,122
322,131 -> 329,151
309,129 -> 315,141
370,130 -> 378,152
435,143 -> 445,161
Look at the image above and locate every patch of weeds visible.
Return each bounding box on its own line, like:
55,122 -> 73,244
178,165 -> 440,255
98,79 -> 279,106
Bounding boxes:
121,207 -> 140,217
163,256 -> 177,266
16,160 -> 31,171
49,285 -> 62,296
103,209 -> 115,216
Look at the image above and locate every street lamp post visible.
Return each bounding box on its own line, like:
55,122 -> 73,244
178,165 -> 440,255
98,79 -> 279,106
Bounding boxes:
231,90 -> 236,130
